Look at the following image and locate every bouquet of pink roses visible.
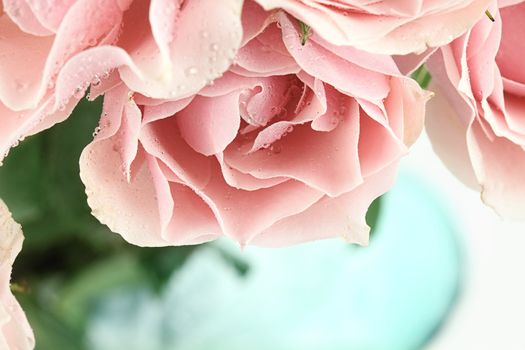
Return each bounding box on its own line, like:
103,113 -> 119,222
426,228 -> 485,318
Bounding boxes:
1,0 -> 523,348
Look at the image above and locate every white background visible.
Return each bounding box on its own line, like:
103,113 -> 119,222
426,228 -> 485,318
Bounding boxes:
405,132 -> 525,350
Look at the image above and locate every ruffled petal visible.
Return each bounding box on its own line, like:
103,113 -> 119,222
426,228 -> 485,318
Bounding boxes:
80,85 -> 166,247
279,13 -> 390,101
224,98 -> 363,197
176,93 -> 241,156
250,162 -> 400,247
468,121 -> 525,219
0,199 -> 34,350
117,0 -> 244,99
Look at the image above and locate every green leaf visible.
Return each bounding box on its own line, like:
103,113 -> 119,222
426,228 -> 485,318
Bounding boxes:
39,97 -> 103,230
137,246 -> 199,293
56,253 -> 147,330
17,295 -> 86,350
411,65 -> 432,89
0,97 -> 104,250
0,134 -> 46,224
366,196 -> 382,237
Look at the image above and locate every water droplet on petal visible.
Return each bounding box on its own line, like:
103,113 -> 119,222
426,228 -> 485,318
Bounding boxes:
14,79 -> 28,91
91,75 -> 101,87
74,87 -> 84,98
185,66 -> 198,76
92,126 -> 101,138
270,144 -> 281,154
277,107 -> 287,120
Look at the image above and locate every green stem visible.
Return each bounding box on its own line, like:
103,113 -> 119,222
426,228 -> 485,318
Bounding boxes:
485,9 -> 495,22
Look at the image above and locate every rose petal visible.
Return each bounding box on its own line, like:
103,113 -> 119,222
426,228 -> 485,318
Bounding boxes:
279,13 -> 390,101
140,117 -> 212,189
0,199 -> 34,350
117,0 -> 243,99
176,93 -> 241,156
147,156 -> 221,244
196,162 -> 324,245
250,161 -> 400,247
469,121 -> 525,219
80,85 -> 167,247
3,0 -> 52,35
225,100 -> 363,197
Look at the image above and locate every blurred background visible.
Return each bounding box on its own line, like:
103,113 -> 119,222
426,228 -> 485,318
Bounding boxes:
1,96 -> 525,350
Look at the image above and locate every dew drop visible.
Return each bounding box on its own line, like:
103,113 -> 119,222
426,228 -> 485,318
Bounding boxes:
91,75 -> 101,87
185,66 -> 198,76
270,144 -> 281,154
277,107 -> 288,119
74,87 -> 84,98
14,80 -> 27,91
92,126 -> 101,138
210,43 -> 219,52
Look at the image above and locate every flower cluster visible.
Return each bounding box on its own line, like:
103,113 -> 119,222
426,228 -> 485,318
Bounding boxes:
0,0 -> 522,347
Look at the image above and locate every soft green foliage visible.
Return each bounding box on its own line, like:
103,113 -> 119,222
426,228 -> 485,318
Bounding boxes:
0,97 -> 203,349
412,65 -> 432,89
366,197 -> 382,237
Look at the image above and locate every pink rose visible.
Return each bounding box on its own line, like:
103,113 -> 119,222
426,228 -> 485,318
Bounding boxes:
0,0 -> 243,162
0,0 -> 128,161
0,200 -> 34,350
426,1 -> 525,218
254,0 -> 493,54
79,1 -> 430,247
